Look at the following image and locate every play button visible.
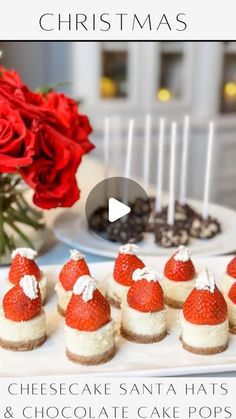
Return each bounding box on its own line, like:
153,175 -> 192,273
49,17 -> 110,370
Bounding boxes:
85,177 -> 151,243
108,198 -> 131,222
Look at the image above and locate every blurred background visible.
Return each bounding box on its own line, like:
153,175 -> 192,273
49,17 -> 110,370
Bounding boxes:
1,41 -> 236,209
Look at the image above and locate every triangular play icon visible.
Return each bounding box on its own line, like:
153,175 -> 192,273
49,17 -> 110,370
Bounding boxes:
108,198 -> 131,222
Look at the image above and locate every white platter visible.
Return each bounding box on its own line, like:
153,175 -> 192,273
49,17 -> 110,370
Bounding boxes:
53,201 -> 236,258
1,257 -> 236,377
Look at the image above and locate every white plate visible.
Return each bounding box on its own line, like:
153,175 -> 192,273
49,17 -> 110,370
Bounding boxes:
0,257 -> 236,377
53,201 -> 236,258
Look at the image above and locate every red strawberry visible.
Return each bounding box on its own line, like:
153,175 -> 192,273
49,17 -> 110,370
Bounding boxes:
183,287 -> 227,325
227,256 -> 236,279
114,253 -> 145,286
228,282 -> 236,304
59,258 -> 90,291
9,254 -> 41,285
127,279 -> 164,313
164,251 -> 195,282
3,283 -> 41,322
66,289 -> 111,331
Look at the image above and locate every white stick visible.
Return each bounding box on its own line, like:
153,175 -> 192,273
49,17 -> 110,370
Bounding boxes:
202,121 -> 214,219
104,117 -> 110,180
155,118 -> 165,213
179,115 -> 190,205
123,119 -> 134,205
167,122 -> 177,226
143,114 -> 152,192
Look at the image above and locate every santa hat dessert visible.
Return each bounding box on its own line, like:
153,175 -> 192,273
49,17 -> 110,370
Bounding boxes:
56,249 -> 90,316
8,248 -> 47,304
163,246 -> 196,309
65,275 -> 115,365
0,275 -> 46,351
121,267 -> 167,343
221,255 -> 236,298
181,269 -> 228,355
106,244 -> 145,308
225,282 -> 236,334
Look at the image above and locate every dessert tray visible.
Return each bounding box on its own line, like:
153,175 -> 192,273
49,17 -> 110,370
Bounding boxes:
53,200 -> 236,258
1,256 -> 236,377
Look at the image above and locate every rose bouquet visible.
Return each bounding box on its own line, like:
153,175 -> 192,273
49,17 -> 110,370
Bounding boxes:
0,66 -> 94,256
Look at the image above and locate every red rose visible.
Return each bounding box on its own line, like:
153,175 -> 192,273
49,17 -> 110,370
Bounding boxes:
0,100 -> 35,173
0,66 -> 23,89
41,92 -> 94,153
21,122 -> 84,209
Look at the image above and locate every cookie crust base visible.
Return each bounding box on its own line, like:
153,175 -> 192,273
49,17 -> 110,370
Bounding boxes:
66,346 -> 116,365
120,326 -> 167,344
165,296 -> 184,309
180,336 -> 228,355
229,323 -> 236,334
0,334 -> 46,351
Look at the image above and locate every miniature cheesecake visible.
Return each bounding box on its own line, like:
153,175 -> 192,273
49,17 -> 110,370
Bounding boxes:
162,246 -> 196,308
121,267 -> 167,343
65,275 -> 115,365
225,282 -> 236,333
221,255 -> 236,297
106,244 -> 145,308
55,249 -> 90,316
181,270 -> 228,355
0,275 -> 46,351
7,248 -> 47,304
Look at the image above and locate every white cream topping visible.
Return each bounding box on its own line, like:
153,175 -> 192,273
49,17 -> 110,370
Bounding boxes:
73,275 -> 97,302
121,300 -> 166,336
195,269 -> 215,293
7,274 -> 47,304
65,320 -> 115,357
181,316 -> 228,349
221,273 -> 236,296
20,275 -> 38,300
119,243 -> 138,255
0,309 -> 46,342
162,276 -> 195,303
11,248 -> 37,260
174,245 -> 191,262
70,249 -> 84,261
132,267 -> 162,282
106,275 -> 128,304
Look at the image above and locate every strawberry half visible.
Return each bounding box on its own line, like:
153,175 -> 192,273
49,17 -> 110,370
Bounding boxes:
228,282 -> 236,304
164,252 -> 195,282
113,253 -> 145,286
183,286 -> 227,325
127,279 -> 164,313
66,289 -> 111,331
9,254 -> 41,285
227,256 -> 236,279
59,258 -> 90,291
3,284 -> 41,322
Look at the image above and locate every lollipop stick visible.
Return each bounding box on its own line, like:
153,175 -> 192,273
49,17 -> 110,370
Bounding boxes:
155,118 -> 165,213
203,121 -> 214,220
143,114 -> 152,192
123,119 -> 134,206
104,117 -> 110,202
179,115 -> 190,205
167,122 -> 177,226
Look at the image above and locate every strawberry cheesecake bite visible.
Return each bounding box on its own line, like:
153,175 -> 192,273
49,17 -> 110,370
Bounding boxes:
163,246 -> 196,309
221,255 -> 236,298
106,244 -> 145,308
181,269 -> 228,355
0,275 -> 46,351
121,267 -> 167,343
65,275 -> 115,365
55,249 -> 90,316
8,248 -> 47,304
225,282 -> 236,334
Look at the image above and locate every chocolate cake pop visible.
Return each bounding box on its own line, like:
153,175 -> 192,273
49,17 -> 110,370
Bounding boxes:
190,214 -> 221,239
154,222 -> 189,248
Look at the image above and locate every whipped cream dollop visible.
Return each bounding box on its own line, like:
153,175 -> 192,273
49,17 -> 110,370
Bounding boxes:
132,267 -> 162,282
119,243 -> 138,255
73,275 -> 97,302
174,245 -> 191,262
20,275 -> 39,300
12,248 -> 37,260
70,249 -> 84,261
195,269 -> 215,293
